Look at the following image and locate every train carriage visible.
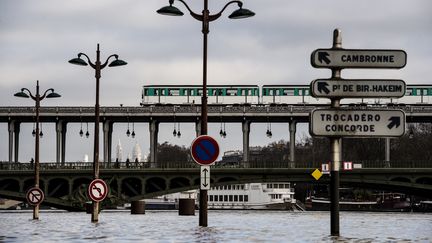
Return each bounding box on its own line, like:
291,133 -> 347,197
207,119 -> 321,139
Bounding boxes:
141,85 -> 260,105
140,84 -> 432,106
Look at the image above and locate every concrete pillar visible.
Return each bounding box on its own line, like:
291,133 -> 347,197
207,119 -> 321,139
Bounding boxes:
242,120 -> 250,163
385,137 -> 391,168
289,121 -> 296,168
13,122 -> 20,163
8,121 -> 14,163
103,120 -> 113,165
56,121 -> 62,165
56,121 -> 67,165
195,120 -> 202,137
149,120 -> 159,164
61,122 -> 67,164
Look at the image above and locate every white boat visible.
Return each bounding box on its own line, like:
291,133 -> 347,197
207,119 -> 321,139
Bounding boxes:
204,182 -> 297,210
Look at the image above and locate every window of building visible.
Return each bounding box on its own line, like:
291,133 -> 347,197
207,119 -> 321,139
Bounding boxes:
224,195 -> 228,202
229,195 -> 233,202
234,195 -> 238,202
209,195 -> 213,201
239,195 -> 243,202
244,195 -> 248,202
219,195 -> 223,202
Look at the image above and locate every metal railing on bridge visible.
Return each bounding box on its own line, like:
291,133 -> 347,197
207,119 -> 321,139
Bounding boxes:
0,160 -> 431,171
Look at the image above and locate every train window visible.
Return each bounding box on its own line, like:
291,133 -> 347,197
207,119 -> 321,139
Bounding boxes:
405,89 -> 413,96
226,89 -> 237,96
284,89 -> 295,96
170,89 -> 179,96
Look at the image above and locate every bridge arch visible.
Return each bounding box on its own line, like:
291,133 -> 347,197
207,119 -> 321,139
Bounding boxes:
121,177 -> 143,197
0,178 -> 20,192
390,177 -> 412,183
145,177 -> 166,194
47,178 -> 70,198
169,177 -> 191,190
416,177 -> 432,185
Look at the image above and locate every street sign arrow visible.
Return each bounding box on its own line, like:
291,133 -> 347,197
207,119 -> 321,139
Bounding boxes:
310,108 -> 405,137
387,116 -> 401,129
311,49 -> 407,69
310,79 -> 406,98
318,51 -> 331,64
317,81 -> 331,94
200,166 -> 210,190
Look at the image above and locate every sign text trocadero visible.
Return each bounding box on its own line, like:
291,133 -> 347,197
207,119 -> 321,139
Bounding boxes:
310,109 -> 405,137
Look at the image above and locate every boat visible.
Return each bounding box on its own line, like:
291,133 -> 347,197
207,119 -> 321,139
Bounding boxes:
305,191 -> 412,212
204,182 -> 298,210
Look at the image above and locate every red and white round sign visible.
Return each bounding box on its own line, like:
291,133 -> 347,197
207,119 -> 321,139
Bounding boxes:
26,187 -> 44,206
87,179 -> 108,202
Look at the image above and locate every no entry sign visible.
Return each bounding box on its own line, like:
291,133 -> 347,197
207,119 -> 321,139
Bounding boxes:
87,179 -> 108,202
26,187 -> 44,206
191,135 -> 220,166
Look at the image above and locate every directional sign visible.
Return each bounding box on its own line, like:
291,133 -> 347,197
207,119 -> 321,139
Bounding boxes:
88,179 -> 108,202
191,135 -> 219,166
311,79 -> 406,98
311,49 -> 407,69
310,109 -> 405,137
200,166 -> 210,190
26,187 -> 44,206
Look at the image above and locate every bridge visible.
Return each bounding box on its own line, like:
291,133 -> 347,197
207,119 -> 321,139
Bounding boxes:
2,105 -> 432,166
1,160 -> 431,211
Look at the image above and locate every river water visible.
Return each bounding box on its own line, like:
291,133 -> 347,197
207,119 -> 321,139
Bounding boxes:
0,210 -> 431,242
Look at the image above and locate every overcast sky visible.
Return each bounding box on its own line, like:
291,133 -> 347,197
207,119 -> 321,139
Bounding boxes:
0,0 -> 431,162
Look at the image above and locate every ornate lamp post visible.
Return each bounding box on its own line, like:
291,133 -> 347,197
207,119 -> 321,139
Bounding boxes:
14,80 -> 61,220
157,0 -> 254,227
69,44 -> 127,223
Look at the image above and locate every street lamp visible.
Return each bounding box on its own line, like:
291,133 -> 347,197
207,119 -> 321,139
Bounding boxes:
157,0 -> 254,227
14,80 -> 61,220
69,44 -> 126,223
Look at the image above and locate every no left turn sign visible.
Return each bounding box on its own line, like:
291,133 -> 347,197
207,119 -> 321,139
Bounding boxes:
26,187 -> 44,206
87,179 -> 108,202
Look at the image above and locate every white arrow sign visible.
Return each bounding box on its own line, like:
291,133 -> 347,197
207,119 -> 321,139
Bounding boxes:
311,49 -> 407,69
310,109 -> 405,137
311,79 -> 406,98
200,166 -> 210,190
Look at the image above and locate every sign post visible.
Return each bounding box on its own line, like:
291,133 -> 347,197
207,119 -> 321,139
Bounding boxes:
310,29 -> 407,236
190,135 -> 219,227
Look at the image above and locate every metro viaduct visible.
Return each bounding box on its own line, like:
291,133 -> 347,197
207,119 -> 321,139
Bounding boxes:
0,162 -> 431,211
2,105 -> 432,166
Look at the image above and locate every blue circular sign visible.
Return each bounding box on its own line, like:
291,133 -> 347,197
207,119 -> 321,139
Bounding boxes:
191,135 -> 219,165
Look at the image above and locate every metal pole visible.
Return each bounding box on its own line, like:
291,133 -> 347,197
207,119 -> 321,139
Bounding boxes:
385,137 -> 391,167
34,81 -> 40,220
329,28 -> 342,236
199,0 -> 209,227
92,44 -> 101,223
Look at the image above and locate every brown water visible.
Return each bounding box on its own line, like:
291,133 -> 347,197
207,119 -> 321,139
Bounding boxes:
0,210 -> 431,242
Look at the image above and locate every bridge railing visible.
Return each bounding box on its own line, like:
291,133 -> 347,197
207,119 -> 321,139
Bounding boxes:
1,160 -> 431,171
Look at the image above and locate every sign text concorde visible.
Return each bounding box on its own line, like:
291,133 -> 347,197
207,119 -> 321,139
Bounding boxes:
311,79 -> 406,98
311,49 -> 407,69
310,109 -> 405,137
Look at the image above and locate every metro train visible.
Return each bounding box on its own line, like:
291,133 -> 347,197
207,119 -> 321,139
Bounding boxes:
141,84 -> 432,106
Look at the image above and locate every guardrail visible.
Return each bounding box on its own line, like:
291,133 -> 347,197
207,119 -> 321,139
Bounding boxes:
0,160 -> 431,171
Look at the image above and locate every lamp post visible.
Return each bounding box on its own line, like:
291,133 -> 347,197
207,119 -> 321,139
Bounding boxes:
69,44 -> 127,223
157,0 -> 254,227
14,80 -> 61,220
